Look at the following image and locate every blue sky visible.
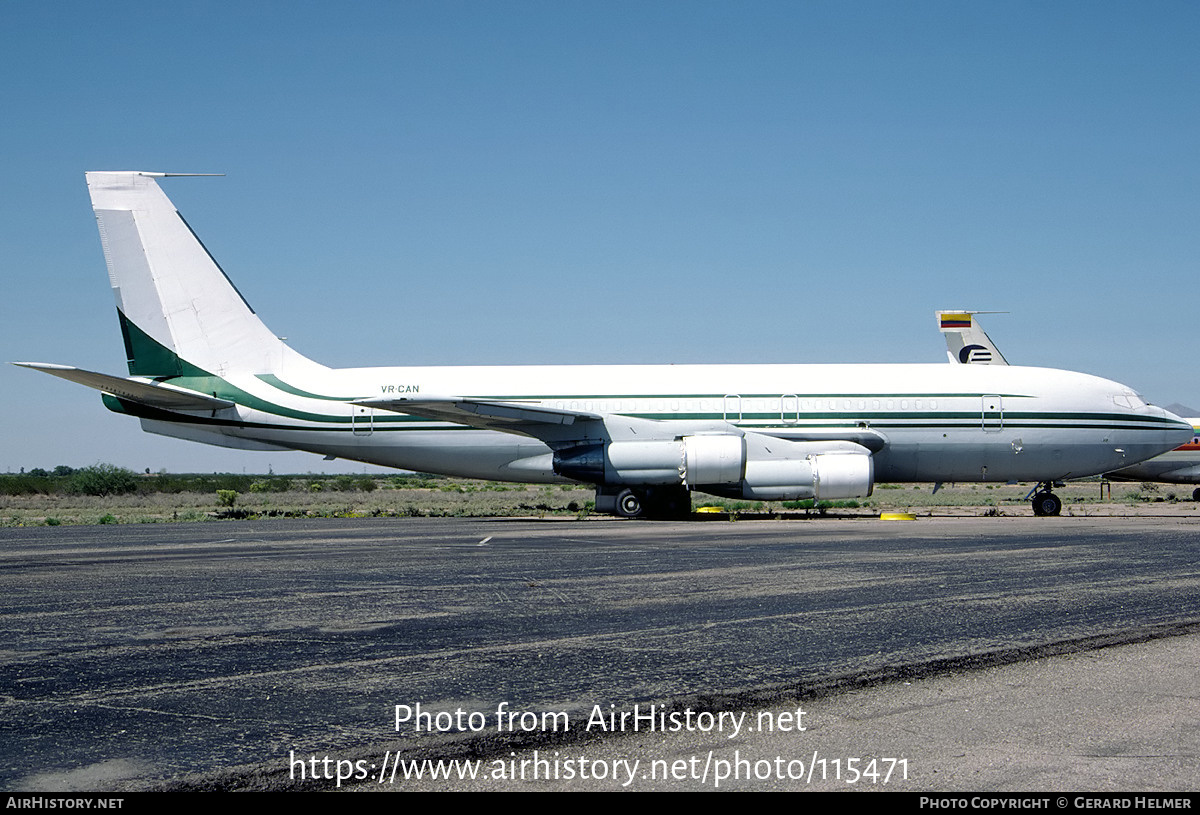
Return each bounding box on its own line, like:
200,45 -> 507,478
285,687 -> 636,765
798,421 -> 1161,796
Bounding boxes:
3,1 -> 1197,474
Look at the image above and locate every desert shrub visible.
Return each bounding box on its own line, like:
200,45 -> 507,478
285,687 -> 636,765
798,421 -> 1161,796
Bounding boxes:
67,464 -> 139,497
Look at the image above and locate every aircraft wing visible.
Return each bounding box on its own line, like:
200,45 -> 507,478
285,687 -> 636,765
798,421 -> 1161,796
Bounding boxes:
355,396 -> 604,432
756,426 -> 888,453
357,395 -> 890,452
12,362 -> 235,411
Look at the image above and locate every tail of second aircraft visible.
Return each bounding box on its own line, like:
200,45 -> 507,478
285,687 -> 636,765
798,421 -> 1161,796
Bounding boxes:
936,310 -> 1009,365
85,171 -> 323,380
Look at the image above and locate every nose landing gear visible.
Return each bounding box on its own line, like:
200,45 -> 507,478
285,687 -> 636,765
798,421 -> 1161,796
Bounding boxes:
1028,481 -> 1064,516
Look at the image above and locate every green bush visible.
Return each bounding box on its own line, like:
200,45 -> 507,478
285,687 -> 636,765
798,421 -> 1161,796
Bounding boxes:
67,464 -> 139,497
0,475 -> 55,496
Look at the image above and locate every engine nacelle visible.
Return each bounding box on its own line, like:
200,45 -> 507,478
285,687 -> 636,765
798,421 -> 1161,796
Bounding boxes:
555,435 -> 872,503
737,452 -> 874,501
684,434 -> 745,485
552,435 -> 746,486
553,441 -> 681,485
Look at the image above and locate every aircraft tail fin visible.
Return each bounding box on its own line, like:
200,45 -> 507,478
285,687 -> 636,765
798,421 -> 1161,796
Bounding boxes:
936,310 -> 1009,365
86,172 -> 323,379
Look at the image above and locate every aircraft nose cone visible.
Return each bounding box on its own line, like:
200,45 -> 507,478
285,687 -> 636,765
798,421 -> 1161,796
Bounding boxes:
1158,409 -> 1194,447
1171,417 -> 1195,446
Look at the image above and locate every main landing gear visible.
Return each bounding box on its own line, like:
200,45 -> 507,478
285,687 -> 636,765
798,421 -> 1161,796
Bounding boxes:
1028,481 -> 1064,516
597,486 -> 692,520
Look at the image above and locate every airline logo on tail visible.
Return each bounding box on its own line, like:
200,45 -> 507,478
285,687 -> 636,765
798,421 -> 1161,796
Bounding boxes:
935,310 -> 1009,366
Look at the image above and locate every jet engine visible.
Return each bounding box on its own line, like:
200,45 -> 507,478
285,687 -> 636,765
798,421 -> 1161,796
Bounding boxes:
553,434 -> 874,506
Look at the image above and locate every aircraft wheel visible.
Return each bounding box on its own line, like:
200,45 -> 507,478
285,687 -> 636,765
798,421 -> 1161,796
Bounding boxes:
644,486 -> 692,520
615,488 -> 644,518
1031,491 -> 1062,517
1193,487 -> 1200,502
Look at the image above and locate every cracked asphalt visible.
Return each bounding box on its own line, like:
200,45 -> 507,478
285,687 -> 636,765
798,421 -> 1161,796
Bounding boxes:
0,515 -> 1196,791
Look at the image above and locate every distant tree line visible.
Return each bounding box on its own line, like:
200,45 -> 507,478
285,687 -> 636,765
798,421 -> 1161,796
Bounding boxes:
0,466 -> 395,497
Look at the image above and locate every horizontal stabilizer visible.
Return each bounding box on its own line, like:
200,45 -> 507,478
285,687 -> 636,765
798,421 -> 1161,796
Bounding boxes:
13,362 -> 234,411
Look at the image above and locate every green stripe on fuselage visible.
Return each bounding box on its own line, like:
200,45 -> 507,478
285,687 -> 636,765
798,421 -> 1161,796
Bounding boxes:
111,315 -> 1185,436
256,374 -> 359,401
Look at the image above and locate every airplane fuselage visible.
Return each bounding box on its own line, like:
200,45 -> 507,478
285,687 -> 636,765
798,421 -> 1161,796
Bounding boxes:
107,360 -> 1185,486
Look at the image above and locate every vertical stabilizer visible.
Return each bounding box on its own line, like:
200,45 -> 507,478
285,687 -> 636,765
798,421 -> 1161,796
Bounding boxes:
936,310 -> 1009,365
86,172 -> 322,378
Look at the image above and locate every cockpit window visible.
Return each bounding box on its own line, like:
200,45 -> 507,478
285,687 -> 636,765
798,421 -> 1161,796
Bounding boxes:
1113,392 -> 1147,409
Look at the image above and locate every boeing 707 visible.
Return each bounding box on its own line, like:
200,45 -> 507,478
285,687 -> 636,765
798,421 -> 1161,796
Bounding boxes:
14,173 -> 1192,518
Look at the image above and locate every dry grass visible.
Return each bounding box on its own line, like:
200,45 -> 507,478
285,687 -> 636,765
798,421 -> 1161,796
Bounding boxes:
1,479 -> 1194,527
0,481 -> 595,526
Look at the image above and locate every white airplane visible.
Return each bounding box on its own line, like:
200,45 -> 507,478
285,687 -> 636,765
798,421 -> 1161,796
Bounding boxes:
13,173 -> 1193,518
937,309 -> 1200,502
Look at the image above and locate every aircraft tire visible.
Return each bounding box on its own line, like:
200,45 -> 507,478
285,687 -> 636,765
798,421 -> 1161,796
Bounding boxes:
615,488 -> 644,518
1031,491 -> 1062,517
644,486 -> 692,520
1193,487 -> 1200,502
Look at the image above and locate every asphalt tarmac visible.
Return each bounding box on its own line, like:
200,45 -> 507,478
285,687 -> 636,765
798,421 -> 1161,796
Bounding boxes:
0,514 -> 1197,792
